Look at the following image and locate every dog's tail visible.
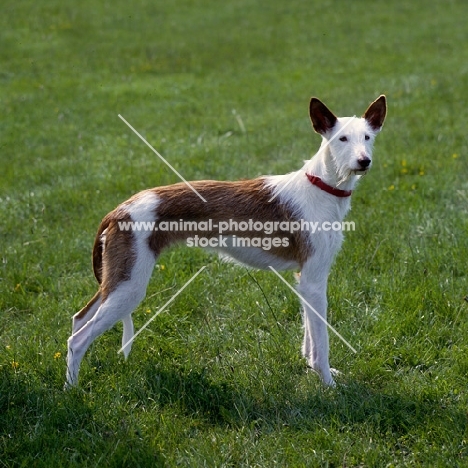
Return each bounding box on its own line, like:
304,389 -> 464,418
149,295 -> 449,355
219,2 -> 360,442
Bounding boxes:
91,215 -> 113,284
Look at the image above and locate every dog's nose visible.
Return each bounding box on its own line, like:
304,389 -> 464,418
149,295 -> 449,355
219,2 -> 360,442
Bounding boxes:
358,157 -> 371,169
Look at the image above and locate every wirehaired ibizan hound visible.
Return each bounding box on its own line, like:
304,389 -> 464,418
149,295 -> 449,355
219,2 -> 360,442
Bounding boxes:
66,95 -> 387,388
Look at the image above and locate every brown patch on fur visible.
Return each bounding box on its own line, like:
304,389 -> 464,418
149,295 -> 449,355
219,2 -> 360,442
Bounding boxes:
74,290 -> 101,321
91,220 -> 109,284
148,178 -> 311,266
84,177 -> 311,304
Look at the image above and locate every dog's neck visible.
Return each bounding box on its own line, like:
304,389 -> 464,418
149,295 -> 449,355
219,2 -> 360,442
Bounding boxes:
303,138 -> 360,193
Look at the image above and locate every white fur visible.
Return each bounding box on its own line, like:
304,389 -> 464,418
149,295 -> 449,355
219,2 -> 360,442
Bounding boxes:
125,190 -> 160,222
216,237 -> 300,270
65,96 -> 386,388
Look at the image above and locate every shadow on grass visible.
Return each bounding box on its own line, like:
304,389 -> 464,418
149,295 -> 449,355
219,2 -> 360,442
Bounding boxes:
141,364 -> 241,425
2,362 -> 465,466
140,362 -> 466,439
0,366 -> 166,466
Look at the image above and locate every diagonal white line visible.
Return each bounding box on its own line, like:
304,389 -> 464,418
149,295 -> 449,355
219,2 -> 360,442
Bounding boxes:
268,116 -> 357,203
268,266 -> 357,353
118,114 -> 207,203
118,266 -> 207,355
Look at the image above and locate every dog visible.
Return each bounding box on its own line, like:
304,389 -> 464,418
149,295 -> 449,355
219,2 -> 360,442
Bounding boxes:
66,95 -> 386,388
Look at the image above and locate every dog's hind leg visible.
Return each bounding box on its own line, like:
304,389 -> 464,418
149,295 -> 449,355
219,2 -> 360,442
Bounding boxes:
72,290 -> 102,334
65,277 -> 151,387
121,314 -> 134,359
66,222 -> 156,388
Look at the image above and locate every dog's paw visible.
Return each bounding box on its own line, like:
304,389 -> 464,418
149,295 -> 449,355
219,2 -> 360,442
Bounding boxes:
306,365 -> 337,387
323,375 -> 336,387
63,381 -> 74,391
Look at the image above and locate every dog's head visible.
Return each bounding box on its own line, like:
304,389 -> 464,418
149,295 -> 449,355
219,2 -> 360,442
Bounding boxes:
309,95 -> 387,177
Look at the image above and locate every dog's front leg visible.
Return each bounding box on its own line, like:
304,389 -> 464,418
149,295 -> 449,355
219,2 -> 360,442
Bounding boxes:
298,263 -> 335,386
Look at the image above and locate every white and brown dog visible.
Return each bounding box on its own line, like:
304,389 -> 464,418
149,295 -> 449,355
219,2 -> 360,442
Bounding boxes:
66,95 -> 386,388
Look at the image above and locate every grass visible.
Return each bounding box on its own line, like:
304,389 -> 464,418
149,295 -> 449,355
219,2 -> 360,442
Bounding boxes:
1,0 -> 468,465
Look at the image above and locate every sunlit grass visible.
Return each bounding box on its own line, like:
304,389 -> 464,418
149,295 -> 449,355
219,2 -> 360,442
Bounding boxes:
1,0 -> 468,465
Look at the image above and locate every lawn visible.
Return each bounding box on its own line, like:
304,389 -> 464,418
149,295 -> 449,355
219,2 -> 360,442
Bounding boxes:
1,0 -> 468,466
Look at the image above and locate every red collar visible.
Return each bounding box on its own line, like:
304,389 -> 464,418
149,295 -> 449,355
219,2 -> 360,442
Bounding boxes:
306,173 -> 352,198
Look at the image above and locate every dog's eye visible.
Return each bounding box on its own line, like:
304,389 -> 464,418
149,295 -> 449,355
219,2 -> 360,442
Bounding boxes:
339,136 -> 348,142
365,135 -> 370,140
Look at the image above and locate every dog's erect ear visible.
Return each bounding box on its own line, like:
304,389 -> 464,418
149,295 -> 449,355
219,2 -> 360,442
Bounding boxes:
309,98 -> 338,135
363,95 -> 387,131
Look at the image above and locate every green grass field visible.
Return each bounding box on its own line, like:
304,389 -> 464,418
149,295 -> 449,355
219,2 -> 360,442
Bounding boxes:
1,0 -> 468,466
